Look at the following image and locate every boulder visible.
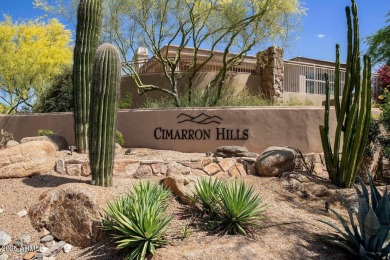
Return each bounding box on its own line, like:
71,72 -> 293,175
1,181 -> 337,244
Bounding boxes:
28,184 -> 101,248
133,165 -> 153,179
5,140 -> 19,148
20,135 -> 68,151
255,146 -> 298,177
215,146 -> 258,158
153,235 -> 273,260
161,175 -> 198,204
0,141 -> 56,178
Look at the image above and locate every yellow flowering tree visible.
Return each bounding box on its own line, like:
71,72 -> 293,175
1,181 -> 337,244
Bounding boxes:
0,17 -> 72,114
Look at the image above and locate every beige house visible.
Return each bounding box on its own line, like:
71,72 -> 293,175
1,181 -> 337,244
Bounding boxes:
121,45 -> 380,107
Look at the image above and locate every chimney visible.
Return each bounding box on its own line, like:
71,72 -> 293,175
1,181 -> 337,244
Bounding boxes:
133,47 -> 149,73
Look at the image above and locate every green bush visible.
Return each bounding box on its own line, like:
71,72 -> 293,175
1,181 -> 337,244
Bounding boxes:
38,129 -> 57,136
380,89 -> 390,160
116,130 -> 125,146
195,178 -> 266,236
119,92 -> 133,109
101,181 -> 172,260
319,177 -> 390,259
34,68 -> 73,113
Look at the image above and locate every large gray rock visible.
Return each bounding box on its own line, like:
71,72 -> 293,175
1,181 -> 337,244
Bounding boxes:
255,146 -> 298,177
28,184 -> 101,248
0,141 -> 56,178
215,146 -> 258,158
21,134 -> 68,151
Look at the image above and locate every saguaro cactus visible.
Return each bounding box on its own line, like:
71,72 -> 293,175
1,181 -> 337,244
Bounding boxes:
319,0 -> 372,188
89,44 -> 121,187
73,0 -> 103,153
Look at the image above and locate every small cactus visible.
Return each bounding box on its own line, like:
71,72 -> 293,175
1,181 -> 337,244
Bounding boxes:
89,43 -> 121,187
73,0 -> 103,153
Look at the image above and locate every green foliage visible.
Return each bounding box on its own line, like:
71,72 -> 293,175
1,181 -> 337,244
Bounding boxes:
359,118 -> 382,182
0,17 -> 72,114
115,130 -> 125,146
182,225 -> 191,239
194,178 -> 222,216
73,0 -> 103,153
142,88 -> 274,108
366,11 -> 390,65
101,181 -> 172,260
119,93 -> 133,109
89,43 -> 121,187
34,68 -> 74,113
195,178 -> 266,236
380,90 -> 390,160
38,129 -> 57,136
319,0 -> 372,188
319,177 -> 390,259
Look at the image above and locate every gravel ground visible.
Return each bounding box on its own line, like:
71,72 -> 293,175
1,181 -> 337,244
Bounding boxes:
0,148 -> 383,260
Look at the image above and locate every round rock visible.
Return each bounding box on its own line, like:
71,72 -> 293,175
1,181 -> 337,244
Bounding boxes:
255,146 -> 298,177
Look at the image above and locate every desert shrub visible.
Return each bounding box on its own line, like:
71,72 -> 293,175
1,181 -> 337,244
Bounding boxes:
380,89 -> 390,160
195,178 -> 266,236
141,87 -> 273,108
115,130 -> 125,146
319,177 -> 390,259
119,92 -> 133,109
278,95 -> 315,106
359,118 -> 381,181
38,129 -> 57,136
34,68 -> 73,113
101,181 -> 172,260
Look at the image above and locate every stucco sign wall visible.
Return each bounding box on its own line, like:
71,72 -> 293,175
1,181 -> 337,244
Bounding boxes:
1,107 -> 373,154
153,113 -> 249,141
117,107 -> 340,153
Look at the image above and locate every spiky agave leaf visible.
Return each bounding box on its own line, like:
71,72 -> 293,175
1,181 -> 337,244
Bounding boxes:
194,177 -> 222,215
216,181 -> 266,235
101,181 -> 173,260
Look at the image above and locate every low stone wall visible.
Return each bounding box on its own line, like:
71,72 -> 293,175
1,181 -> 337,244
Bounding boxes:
0,107 -> 381,153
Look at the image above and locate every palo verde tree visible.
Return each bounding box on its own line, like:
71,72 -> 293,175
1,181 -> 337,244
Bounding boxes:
366,11 -> 390,65
320,0 -> 372,188
0,16 -> 72,114
35,0 -> 304,107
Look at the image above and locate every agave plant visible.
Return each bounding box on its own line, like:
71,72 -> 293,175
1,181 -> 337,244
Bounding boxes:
101,181 -> 172,260
195,178 -> 266,236
319,177 -> 390,259
194,177 -> 222,216
215,181 -> 267,235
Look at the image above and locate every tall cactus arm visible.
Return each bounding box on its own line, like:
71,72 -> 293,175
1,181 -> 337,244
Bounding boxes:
73,0 -> 103,153
334,44 -> 341,119
347,56 -> 372,186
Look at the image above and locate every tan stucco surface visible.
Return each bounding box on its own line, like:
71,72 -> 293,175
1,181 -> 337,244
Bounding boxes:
0,107 -> 381,154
